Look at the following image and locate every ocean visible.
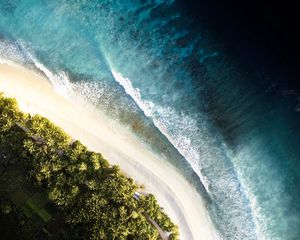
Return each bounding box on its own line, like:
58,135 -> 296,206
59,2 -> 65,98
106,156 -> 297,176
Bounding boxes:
0,0 -> 300,239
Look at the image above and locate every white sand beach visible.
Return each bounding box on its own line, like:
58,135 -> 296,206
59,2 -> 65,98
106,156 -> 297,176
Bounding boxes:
0,62 -> 220,240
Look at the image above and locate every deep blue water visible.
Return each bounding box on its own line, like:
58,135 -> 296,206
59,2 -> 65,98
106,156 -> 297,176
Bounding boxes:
1,1 -> 300,239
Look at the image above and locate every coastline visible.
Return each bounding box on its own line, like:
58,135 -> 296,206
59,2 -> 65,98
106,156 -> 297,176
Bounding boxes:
0,62 -> 220,240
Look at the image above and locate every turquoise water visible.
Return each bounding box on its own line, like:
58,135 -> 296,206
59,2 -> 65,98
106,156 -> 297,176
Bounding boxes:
1,1 -> 300,239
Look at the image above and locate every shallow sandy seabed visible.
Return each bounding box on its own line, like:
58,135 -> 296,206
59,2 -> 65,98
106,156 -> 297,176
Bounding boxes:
0,62 -> 220,240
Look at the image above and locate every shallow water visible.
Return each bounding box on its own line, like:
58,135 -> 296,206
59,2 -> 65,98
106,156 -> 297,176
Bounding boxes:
0,1 -> 300,239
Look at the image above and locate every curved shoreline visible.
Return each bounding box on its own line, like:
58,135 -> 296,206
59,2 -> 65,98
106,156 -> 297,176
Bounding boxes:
0,62 -> 220,240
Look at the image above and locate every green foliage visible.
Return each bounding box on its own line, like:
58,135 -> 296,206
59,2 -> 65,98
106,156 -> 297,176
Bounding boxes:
25,198 -> 52,222
0,198 -> 48,240
0,93 -> 179,239
138,195 -> 179,237
1,199 -> 12,214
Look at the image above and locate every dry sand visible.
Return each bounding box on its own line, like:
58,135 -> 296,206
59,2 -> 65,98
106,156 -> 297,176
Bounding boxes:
0,62 -> 220,240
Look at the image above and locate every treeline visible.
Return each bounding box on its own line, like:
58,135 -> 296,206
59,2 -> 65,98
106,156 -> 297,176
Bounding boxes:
0,93 -> 179,240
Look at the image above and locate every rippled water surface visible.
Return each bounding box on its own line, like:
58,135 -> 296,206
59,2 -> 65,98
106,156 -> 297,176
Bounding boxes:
1,1 -> 300,239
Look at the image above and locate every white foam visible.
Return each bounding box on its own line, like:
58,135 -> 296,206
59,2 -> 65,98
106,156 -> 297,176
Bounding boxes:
32,60 -> 72,97
111,70 -> 210,191
0,58 -> 16,66
112,70 -> 154,117
232,144 -> 276,240
110,70 -> 273,240
17,43 -> 73,99
0,39 -> 27,64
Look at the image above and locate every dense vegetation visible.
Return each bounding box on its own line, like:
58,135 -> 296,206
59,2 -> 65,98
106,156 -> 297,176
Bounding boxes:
0,93 -> 179,240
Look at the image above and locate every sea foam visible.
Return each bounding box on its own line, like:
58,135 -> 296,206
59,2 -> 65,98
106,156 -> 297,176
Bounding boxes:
112,69 -> 210,192
110,69 -> 260,240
